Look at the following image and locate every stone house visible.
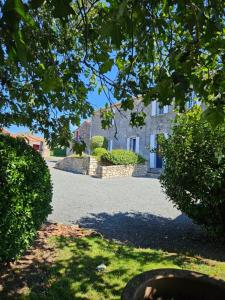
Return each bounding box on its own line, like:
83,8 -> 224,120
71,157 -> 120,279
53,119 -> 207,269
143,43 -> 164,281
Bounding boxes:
1,129 -> 50,157
74,99 -> 197,170
22,134 -> 50,158
74,120 -> 91,154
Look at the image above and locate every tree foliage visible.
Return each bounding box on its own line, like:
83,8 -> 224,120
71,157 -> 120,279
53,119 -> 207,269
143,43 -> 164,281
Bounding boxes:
0,0 -> 225,145
160,107 -> 225,236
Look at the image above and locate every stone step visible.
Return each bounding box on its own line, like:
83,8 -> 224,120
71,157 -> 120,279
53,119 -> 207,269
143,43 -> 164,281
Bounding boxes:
146,172 -> 160,179
149,168 -> 162,174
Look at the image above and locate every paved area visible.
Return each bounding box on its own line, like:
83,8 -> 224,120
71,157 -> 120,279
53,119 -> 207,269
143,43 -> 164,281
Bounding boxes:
48,161 -> 181,224
48,161 -> 224,259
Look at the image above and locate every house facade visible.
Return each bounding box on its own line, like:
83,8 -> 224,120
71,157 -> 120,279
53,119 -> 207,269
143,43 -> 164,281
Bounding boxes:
75,100 -> 176,169
74,120 -> 92,154
1,129 -> 50,157
74,100 -> 198,170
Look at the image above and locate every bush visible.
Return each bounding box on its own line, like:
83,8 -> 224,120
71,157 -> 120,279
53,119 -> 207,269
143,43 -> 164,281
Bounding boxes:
90,135 -> 108,151
0,134 -> 52,262
160,107 -> 225,236
101,149 -> 145,165
92,147 -> 108,157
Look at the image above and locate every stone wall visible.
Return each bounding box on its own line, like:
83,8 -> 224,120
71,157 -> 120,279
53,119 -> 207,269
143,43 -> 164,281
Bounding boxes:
54,156 -> 147,178
87,156 -> 101,177
55,157 -> 90,174
100,163 -> 147,178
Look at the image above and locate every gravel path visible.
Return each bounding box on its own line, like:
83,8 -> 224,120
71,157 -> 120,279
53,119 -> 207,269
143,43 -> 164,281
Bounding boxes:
48,161 -> 225,260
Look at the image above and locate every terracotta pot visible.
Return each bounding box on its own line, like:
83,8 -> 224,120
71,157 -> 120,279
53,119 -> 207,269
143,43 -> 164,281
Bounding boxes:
121,268 -> 225,300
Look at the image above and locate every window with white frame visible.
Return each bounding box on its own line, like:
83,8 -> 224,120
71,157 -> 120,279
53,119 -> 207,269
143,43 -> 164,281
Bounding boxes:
151,101 -> 169,116
127,137 -> 139,153
186,92 -> 201,109
130,138 -> 136,152
157,103 -> 164,115
187,100 -> 194,109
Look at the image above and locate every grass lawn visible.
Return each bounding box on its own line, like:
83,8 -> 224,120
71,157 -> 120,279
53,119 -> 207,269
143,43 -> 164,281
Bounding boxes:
6,234 -> 222,300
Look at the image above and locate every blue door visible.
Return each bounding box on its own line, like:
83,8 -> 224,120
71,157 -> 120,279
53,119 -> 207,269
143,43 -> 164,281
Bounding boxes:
156,135 -> 163,168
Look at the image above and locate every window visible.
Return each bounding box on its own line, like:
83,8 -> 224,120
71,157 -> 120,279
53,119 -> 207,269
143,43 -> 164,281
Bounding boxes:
187,99 -> 201,109
127,137 -> 140,153
129,138 -> 136,152
186,92 -> 201,109
187,100 -> 194,109
152,101 -> 169,116
157,103 -> 164,115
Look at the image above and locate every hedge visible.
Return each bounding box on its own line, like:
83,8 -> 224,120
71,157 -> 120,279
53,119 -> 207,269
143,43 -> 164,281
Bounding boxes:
101,149 -> 145,165
0,134 -> 52,262
92,147 -> 108,157
160,107 -> 225,236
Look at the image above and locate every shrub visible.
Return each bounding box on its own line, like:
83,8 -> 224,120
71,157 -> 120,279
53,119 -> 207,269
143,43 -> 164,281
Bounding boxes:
90,135 -> 108,151
160,107 -> 225,236
72,139 -> 86,156
101,149 -> 145,165
0,134 -> 52,262
92,147 -> 108,157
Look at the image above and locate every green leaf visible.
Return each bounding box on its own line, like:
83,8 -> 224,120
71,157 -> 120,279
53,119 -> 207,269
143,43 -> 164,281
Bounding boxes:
111,25 -> 123,48
202,107 -> 225,128
52,0 -> 75,18
116,57 -> 125,71
13,31 -> 27,65
41,67 -> 62,92
99,59 -> 114,73
30,0 -> 45,9
14,0 -> 35,26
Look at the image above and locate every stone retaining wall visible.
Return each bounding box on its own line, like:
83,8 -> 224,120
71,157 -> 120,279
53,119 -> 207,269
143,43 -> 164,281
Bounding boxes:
55,157 -> 89,174
100,163 -> 147,178
87,156 -> 101,176
55,156 -> 147,178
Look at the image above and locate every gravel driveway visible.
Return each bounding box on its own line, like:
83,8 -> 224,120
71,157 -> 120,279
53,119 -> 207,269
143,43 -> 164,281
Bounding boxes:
48,161 -> 224,260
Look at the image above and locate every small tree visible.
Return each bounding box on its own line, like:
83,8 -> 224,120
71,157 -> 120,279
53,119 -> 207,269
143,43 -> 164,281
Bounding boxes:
90,136 -> 108,152
72,139 -> 86,157
160,107 -> 225,236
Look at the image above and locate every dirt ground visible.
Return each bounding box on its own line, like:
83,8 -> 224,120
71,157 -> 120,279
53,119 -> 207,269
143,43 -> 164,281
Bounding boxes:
0,223 -> 93,299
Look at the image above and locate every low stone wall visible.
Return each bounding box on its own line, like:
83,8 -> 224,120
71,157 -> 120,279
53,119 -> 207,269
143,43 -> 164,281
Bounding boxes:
55,156 -> 90,174
100,163 -> 147,178
55,156 -> 147,178
87,156 -> 101,176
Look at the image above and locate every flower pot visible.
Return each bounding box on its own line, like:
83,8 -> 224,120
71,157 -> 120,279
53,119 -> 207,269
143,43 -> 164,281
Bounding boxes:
121,268 -> 225,300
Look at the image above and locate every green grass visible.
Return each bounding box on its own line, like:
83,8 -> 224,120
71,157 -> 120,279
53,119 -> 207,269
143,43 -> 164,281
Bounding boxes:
20,235 -> 225,300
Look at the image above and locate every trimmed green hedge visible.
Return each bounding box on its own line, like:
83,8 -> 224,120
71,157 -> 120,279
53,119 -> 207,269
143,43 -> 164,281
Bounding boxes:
0,134 -> 52,262
92,147 -> 108,157
160,107 -> 225,236
101,149 -> 145,165
90,136 -> 108,151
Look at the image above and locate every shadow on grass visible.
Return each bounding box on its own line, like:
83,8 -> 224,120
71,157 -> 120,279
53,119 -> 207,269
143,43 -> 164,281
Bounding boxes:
0,233 -> 212,300
78,211 -> 225,261
1,212 -> 225,299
